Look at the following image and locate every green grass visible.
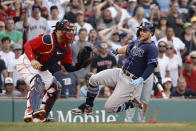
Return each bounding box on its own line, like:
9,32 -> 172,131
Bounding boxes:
0,122 -> 196,131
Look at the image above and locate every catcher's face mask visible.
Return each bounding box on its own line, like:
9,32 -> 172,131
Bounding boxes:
62,22 -> 77,44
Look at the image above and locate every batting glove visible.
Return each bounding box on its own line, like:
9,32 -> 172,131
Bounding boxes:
129,77 -> 144,87
111,48 -> 118,55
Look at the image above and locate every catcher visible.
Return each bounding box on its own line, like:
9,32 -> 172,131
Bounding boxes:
16,19 -> 93,122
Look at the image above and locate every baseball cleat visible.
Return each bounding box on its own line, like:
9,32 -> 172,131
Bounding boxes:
32,109 -> 46,119
44,117 -> 56,122
71,104 -> 93,115
32,117 -> 56,123
132,98 -> 143,109
70,108 -> 83,115
24,114 -> 33,122
84,104 -> 93,115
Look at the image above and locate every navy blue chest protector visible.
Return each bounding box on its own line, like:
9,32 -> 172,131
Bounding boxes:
37,33 -> 69,71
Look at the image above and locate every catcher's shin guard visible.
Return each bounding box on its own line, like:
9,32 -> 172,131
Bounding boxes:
40,77 -> 62,117
28,74 -> 45,111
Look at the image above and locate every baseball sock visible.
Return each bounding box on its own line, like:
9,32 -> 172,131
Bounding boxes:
116,100 -> 134,113
86,84 -> 98,107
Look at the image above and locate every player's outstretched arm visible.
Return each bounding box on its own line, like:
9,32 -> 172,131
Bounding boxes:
112,45 -> 128,55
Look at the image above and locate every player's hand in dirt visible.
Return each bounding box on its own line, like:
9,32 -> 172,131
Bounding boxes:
31,60 -> 43,70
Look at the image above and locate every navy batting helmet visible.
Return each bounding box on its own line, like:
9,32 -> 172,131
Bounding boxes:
136,22 -> 155,37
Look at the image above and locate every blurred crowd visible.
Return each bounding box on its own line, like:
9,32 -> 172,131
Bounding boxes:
0,0 -> 196,99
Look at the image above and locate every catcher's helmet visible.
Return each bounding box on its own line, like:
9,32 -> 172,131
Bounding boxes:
53,19 -> 77,44
136,22 -> 155,37
54,19 -> 76,31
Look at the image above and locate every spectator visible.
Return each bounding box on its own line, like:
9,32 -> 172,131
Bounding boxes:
15,9 -> 26,34
156,77 -> 173,99
137,0 -> 153,20
158,26 -> 186,60
167,1 -> 185,37
183,5 -> 196,22
0,77 -> 21,97
0,58 -> 8,93
149,4 -> 161,27
179,0 -> 189,14
91,41 -> 117,74
98,26 -> 120,51
126,0 -> 137,17
156,0 -> 170,14
1,0 -> 23,22
54,64 -> 80,98
170,77 -> 196,98
95,1 -> 122,29
63,0 -> 82,23
191,16 -> 196,31
15,79 -> 28,97
108,0 -> 130,28
180,22 -> 196,60
74,10 -> 93,41
0,37 -> 15,77
45,0 -> 69,19
87,0 -> 103,29
118,28 -> 132,46
71,28 -> 93,80
88,29 -> 100,55
127,6 -> 148,37
0,18 -> 23,46
183,57 -> 196,92
24,5 -> 50,41
190,51 -> 196,70
10,44 -> 23,86
41,6 -> 49,20
47,6 -> 60,33
155,15 -> 168,40
165,42 -> 183,88
157,41 -> 170,80
0,21 -> 5,34
82,0 -> 95,22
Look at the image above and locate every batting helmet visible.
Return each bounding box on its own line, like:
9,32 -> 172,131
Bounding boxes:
136,22 -> 155,37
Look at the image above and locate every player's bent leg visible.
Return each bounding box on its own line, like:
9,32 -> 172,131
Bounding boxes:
24,74 -> 45,122
71,69 -> 121,115
29,74 -> 46,119
24,91 -> 33,122
70,84 -> 96,115
105,98 -> 143,114
39,77 -> 61,120
137,74 -> 153,122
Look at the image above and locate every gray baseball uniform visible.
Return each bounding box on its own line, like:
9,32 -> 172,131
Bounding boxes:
124,74 -> 153,122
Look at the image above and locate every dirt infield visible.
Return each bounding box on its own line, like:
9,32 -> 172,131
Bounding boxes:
97,122 -> 188,126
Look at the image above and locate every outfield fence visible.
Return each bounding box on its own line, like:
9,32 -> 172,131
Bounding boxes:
0,98 -> 196,122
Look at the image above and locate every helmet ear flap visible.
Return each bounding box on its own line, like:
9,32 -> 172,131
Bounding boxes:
136,28 -> 141,37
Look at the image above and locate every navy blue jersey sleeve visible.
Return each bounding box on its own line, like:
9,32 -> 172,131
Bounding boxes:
125,41 -> 136,57
147,43 -> 158,67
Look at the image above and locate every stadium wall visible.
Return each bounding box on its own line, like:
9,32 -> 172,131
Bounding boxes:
0,99 -> 196,122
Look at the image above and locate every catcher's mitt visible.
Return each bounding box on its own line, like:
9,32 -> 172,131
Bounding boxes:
77,46 -> 93,68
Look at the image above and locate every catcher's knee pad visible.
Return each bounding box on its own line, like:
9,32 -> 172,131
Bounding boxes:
29,74 -> 45,110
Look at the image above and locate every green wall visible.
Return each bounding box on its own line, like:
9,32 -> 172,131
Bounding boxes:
0,99 -> 196,122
